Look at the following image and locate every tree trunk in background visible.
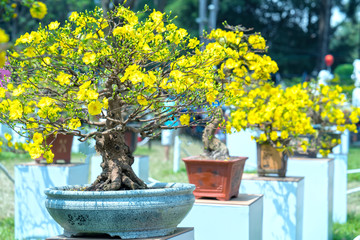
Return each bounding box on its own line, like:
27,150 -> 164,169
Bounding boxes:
316,0 -> 332,73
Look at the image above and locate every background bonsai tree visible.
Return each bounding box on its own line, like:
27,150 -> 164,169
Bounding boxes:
301,82 -> 360,156
1,5 -> 277,191
229,83 -> 316,154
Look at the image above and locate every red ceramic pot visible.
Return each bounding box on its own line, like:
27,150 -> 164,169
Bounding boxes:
182,156 -> 247,201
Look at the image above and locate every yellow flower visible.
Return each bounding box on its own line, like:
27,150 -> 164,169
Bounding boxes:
30,2 -> 47,19
137,95 -> 148,106
270,131 -> 278,141
0,28 -> 9,43
259,133 -> 267,142
28,143 -> 43,159
180,114 -> 190,126
8,142 -> 13,148
102,98 -> 109,109
33,132 -> 43,144
82,52 -> 96,65
0,51 -> 6,68
88,100 -> 102,115
9,100 -> 23,120
280,131 -> 289,139
43,150 -> 54,163
55,72 -> 72,85
48,21 -> 60,30
0,88 -> 5,98
4,133 -> 12,141
68,118 -> 81,130
188,38 -> 200,49
69,12 -> 79,21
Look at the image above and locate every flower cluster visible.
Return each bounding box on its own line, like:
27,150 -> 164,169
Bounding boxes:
229,81 -> 360,156
1,5 -> 278,162
229,83 -> 315,153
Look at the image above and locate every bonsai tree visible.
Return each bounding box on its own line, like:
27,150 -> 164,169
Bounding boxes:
229,83 -> 316,154
300,81 -> 360,156
1,5 -> 278,191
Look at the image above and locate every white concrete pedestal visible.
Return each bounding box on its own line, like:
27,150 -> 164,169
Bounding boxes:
287,157 -> 334,240
179,194 -> 263,240
239,175 -> 304,240
226,129 -> 258,171
90,155 -> 149,183
15,163 -> 89,240
328,153 -> 347,223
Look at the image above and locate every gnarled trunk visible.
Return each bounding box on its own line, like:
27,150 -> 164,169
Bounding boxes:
202,108 -> 230,160
87,131 -> 147,191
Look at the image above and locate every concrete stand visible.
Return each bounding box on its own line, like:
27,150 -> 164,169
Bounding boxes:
328,153 -> 347,223
287,157 -> 334,240
46,228 -> 194,240
15,163 -> 89,240
239,175 -> 304,240
179,194 -> 263,240
226,129 -> 258,171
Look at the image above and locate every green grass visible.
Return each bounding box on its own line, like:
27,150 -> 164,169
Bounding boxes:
347,147 -> 360,182
0,217 -> 14,240
333,213 -> 360,240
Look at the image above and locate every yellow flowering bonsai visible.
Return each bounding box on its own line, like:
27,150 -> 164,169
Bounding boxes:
298,82 -> 360,156
229,83 -> 316,154
1,5 -> 277,191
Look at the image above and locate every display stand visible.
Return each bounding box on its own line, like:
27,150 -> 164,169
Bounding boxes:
239,174 -> 304,240
15,163 -> 89,240
328,153 -> 347,223
330,130 -> 349,223
90,155 -> 149,183
179,194 -> 263,240
226,129 -> 258,171
46,228 -> 194,240
287,157 -> 334,240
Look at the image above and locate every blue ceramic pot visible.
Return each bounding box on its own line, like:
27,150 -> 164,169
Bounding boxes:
44,182 -> 195,239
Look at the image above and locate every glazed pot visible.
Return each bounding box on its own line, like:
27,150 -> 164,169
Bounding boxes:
44,182 -> 195,239
257,143 -> 288,177
182,156 -> 247,201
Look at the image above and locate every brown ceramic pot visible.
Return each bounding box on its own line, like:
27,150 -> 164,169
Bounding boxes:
182,156 -> 247,201
257,143 -> 288,177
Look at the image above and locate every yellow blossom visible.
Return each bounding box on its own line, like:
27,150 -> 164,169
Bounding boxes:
137,95 -> 148,106
270,131 -> 278,141
33,132 -> 43,144
55,72 -> 72,85
180,114 -> 190,125
43,150 -> 54,163
0,28 -> 9,43
82,52 -> 96,65
68,118 -> 81,130
88,100 -> 102,115
30,2 -> 47,19
4,133 -> 12,141
48,21 -> 60,30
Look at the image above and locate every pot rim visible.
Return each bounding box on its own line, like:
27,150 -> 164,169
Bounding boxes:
44,182 -> 195,198
182,156 -> 248,162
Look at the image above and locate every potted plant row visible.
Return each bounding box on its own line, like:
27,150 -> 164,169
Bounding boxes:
1,4 -> 278,238
229,81 -> 360,177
